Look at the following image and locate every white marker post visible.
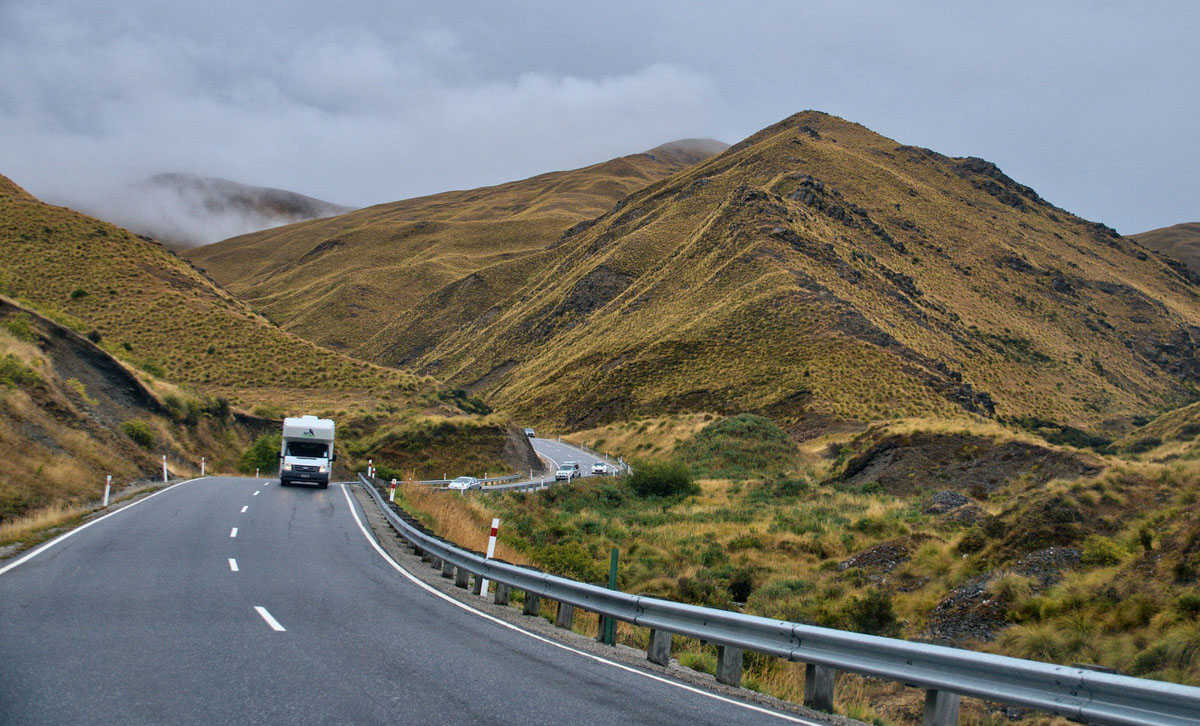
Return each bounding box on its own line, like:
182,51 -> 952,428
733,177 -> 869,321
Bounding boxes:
162,455 -> 168,483
478,518 -> 499,598
103,475 -> 111,507
368,459 -> 374,478
389,478 -> 397,503
201,457 -> 206,476
255,468 -> 260,479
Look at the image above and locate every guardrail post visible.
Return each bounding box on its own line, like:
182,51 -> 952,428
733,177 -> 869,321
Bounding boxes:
922,689 -> 961,726
647,629 -> 673,666
554,602 -> 574,629
455,567 -> 470,589
716,645 -> 743,686
804,663 -> 836,712
523,592 -> 540,616
471,574 -> 484,596
441,560 -> 454,578
494,582 -> 510,606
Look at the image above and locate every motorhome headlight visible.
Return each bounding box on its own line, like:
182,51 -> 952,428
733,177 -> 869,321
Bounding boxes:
281,462 -> 293,471
318,464 -> 328,473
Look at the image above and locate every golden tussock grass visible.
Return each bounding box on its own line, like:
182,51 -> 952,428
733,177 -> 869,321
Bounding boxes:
0,500 -> 87,547
396,483 -> 528,565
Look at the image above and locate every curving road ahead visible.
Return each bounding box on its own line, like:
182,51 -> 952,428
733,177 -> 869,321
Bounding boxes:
530,437 -> 615,477
0,476 -> 818,725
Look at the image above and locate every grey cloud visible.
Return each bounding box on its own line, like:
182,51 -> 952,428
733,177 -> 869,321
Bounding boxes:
1,0 -> 1197,240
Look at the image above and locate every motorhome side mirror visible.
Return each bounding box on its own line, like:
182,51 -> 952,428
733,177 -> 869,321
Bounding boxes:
331,453 -> 337,461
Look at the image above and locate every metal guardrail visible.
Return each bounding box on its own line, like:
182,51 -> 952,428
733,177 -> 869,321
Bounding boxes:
357,475 -> 1200,725
410,474 -> 523,486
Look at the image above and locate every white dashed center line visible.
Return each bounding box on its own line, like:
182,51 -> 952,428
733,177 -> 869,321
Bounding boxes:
230,527 -> 238,538
228,558 -> 239,572
254,606 -> 286,632
253,490 -> 261,496
240,505 -> 248,513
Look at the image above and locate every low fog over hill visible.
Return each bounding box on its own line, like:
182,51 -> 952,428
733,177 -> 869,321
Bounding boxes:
81,173 -> 355,249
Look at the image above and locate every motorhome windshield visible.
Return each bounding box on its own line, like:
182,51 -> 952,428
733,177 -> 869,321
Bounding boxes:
286,441 -> 329,458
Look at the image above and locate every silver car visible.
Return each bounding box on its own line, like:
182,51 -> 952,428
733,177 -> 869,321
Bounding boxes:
447,476 -> 481,491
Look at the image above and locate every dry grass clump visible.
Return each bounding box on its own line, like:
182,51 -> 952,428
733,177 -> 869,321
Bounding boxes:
0,501 -> 87,547
395,483 -> 527,565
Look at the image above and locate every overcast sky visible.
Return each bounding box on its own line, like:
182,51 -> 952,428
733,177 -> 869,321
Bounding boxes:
1,0 -> 1196,237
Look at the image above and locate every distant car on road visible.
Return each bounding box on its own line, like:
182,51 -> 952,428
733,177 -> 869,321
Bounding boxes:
447,476 -> 481,491
591,462 -> 609,476
554,462 -> 580,481
524,427 -> 536,438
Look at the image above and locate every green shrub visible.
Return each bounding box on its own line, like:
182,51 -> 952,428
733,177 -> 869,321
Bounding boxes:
238,433 -> 281,475
676,413 -> 799,479
69,287 -> 88,299
532,541 -> 606,582
1176,592 -> 1200,620
1081,535 -> 1124,567
0,354 -> 41,388
121,419 -> 155,449
729,567 -> 754,602
843,589 -> 898,635
627,459 -> 698,499
3,313 -> 37,342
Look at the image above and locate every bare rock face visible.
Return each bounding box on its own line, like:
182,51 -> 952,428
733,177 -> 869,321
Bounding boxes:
840,432 -> 1101,497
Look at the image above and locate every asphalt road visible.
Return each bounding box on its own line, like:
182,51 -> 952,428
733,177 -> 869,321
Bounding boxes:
530,437 -> 616,478
0,476 -> 817,725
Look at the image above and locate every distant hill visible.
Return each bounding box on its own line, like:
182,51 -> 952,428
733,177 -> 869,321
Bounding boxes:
359,112 -> 1200,434
93,173 -> 355,249
183,139 -> 728,354
1131,222 -> 1200,276
0,172 -> 418,413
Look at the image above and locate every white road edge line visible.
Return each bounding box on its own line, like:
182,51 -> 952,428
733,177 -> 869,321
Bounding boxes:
0,478 -> 202,577
229,558 -> 239,572
339,484 -> 817,725
230,527 -> 238,538
254,606 -> 286,632
241,506 -> 248,513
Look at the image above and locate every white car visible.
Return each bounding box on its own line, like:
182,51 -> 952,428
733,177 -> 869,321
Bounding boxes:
591,462 -> 609,476
447,476 -> 481,491
554,462 -> 580,481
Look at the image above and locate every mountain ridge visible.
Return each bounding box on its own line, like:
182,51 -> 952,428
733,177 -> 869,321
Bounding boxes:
183,139 -> 728,354
365,111 -> 1200,433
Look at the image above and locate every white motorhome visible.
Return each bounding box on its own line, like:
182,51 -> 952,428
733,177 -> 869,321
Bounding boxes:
279,415 -> 335,488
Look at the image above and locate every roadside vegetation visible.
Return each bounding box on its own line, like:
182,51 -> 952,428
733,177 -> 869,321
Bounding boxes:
388,412 -> 1200,725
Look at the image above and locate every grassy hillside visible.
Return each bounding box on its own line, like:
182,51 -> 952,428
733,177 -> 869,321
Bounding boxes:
370,112 -> 1200,435
0,296 -> 270,544
1131,222 -> 1200,277
388,417 -> 1200,724
183,140 -> 727,355
0,173 -> 429,413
